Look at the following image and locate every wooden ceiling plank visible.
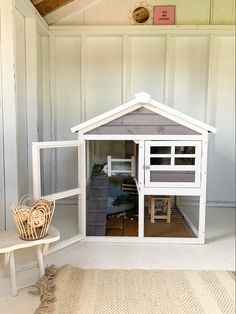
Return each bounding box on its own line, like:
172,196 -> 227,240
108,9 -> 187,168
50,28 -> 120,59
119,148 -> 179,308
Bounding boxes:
31,0 -> 44,5
45,0 -> 99,24
31,0 -> 74,17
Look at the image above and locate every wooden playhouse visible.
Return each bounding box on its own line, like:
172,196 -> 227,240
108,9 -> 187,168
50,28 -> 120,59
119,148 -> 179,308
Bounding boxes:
32,92 -> 216,245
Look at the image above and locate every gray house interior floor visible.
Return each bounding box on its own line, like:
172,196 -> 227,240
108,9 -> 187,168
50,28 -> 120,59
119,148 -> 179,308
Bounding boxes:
0,206 -> 235,314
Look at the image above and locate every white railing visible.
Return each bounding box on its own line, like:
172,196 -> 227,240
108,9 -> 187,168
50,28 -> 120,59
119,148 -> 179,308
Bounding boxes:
107,156 -> 135,177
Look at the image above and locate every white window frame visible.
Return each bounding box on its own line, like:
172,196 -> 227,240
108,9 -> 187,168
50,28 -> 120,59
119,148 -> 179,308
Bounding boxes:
32,140 -> 86,253
145,141 -> 202,188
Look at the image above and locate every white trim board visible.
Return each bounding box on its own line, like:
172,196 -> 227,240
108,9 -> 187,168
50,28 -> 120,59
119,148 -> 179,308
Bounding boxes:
48,25 -> 235,35
15,0 -> 48,35
81,236 -> 202,245
0,0 -> 19,228
45,235 -> 204,249
83,135 -> 203,141
183,200 -> 236,208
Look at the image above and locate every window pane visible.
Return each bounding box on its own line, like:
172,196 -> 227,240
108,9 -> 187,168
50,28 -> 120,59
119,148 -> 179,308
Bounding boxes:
150,146 -> 171,154
175,158 -> 195,165
175,146 -> 195,154
150,158 -> 171,165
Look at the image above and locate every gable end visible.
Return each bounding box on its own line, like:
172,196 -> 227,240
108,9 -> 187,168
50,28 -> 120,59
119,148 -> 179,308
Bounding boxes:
85,108 -> 199,135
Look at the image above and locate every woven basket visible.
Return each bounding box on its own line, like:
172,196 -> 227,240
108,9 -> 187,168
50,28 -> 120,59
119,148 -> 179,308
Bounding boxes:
11,195 -> 55,241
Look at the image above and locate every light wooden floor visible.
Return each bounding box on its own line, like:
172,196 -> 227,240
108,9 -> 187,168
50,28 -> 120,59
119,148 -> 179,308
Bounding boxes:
106,207 -> 194,237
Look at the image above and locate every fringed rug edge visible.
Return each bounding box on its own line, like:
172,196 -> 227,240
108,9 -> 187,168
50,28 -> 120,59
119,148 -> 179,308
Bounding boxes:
29,265 -> 58,314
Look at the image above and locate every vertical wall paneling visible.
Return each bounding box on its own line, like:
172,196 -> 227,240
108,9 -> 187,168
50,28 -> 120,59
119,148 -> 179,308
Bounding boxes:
171,36 -> 209,121
37,30 -> 43,141
80,34 -> 86,122
41,36 -> 52,196
207,36 -> 235,204
128,36 -> 166,102
25,18 -> 39,195
206,35 -> 215,124
49,35 -> 57,143
0,0 -> 18,228
47,34 -> 57,195
15,10 -> 28,198
45,27 -> 234,206
41,36 -> 51,142
122,34 -> 128,103
0,11 -> 6,230
85,36 -> 123,119
55,36 -> 81,139
54,36 -> 81,193
211,0 -> 235,24
163,35 -> 174,106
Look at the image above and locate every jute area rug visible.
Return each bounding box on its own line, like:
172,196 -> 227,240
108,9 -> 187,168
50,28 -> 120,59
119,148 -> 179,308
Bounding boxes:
30,265 -> 235,314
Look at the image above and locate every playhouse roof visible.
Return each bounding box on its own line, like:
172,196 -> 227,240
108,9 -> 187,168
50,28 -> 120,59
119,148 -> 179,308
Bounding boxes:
71,92 -> 216,135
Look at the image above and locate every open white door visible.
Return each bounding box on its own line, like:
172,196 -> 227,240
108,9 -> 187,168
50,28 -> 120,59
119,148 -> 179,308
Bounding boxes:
32,140 -> 86,253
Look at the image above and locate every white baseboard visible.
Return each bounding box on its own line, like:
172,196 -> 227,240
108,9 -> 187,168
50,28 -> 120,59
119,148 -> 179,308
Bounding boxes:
178,199 -> 235,209
206,201 -> 236,208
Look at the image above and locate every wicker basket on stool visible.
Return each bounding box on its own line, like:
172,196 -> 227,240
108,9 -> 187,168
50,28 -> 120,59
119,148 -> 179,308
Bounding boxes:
11,195 -> 55,240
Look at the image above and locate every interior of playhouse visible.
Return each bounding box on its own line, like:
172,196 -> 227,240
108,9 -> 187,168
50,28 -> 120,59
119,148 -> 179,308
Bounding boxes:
84,140 -> 199,239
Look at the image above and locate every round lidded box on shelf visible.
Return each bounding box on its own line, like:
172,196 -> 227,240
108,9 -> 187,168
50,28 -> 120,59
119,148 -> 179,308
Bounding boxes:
11,195 -> 55,241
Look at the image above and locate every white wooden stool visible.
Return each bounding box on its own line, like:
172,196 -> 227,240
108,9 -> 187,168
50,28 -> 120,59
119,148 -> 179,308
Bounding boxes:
0,226 -> 60,296
150,197 -> 172,223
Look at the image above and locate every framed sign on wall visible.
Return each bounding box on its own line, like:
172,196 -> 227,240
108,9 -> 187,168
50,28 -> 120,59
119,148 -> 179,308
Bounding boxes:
153,5 -> 175,25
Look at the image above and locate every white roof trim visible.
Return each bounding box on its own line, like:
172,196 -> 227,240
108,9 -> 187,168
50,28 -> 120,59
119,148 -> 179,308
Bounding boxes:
149,99 -> 216,134
71,98 -> 139,133
71,92 -> 216,134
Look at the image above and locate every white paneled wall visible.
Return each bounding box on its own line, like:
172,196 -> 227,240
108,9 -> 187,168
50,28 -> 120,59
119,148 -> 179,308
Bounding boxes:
85,37 -> 123,119
171,36 -> 209,121
46,0 -> 235,26
128,36 -> 166,101
55,37 -> 82,136
46,28 -> 235,205
207,36 -> 235,204
0,1 -> 19,229
14,12 -> 44,199
0,12 -> 5,231
55,38 -> 81,193
15,9 -> 28,198
0,3 -> 46,228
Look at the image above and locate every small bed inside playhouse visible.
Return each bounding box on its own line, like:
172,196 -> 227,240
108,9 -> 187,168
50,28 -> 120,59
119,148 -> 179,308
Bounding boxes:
32,92 -> 216,245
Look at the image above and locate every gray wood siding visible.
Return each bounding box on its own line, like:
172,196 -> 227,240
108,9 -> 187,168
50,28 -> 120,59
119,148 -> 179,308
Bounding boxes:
86,108 -> 199,135
150,171 -> 195,183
